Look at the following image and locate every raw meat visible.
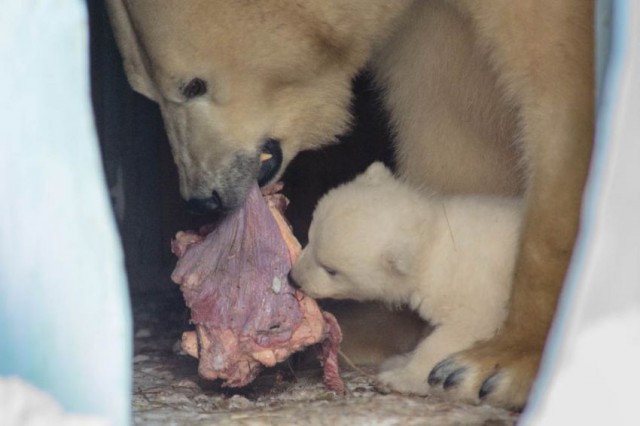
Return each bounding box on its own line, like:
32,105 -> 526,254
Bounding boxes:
171,183 -> 344,394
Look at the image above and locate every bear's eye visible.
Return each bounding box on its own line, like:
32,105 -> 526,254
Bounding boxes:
322,265 -> 338,277
182,78 -> 207,99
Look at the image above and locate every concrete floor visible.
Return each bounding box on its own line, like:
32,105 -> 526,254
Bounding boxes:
131,292 -> 519,426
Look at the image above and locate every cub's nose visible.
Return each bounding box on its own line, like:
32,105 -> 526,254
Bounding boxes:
186,191 -> 222,214
288,271 -> 301,290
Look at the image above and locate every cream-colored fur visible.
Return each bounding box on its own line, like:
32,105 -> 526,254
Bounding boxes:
291,163 -> 522,395
106,0 -> 410,207
107,0 -> 594,409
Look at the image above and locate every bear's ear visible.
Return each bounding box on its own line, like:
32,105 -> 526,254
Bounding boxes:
358,162 -> 394,185
381,243 -> 412,277
106,0 -> 160,101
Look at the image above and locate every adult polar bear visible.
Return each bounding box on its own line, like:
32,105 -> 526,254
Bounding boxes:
106,0 -> 594,410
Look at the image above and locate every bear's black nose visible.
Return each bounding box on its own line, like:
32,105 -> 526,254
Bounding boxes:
186,191 -> 222,214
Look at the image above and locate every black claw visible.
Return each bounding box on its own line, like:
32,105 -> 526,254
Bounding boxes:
428,358 -> 455,386
443,367 -> 467,390
427,373 -> 442,386
479,372 -> 500,399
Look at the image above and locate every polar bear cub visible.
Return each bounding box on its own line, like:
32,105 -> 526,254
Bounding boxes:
290,162 -> 523,395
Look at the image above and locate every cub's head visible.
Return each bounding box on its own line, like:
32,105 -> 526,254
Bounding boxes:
290,163 -> 420,303
107,0 -> 408,212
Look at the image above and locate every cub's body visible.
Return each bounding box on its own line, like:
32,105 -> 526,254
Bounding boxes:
291,163 -> 522,395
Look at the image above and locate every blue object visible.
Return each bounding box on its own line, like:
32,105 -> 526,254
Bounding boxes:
0,1 -> 132,425
524,0 -> 640,424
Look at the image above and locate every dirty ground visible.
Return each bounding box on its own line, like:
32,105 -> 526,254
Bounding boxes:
132,291 -> 519,426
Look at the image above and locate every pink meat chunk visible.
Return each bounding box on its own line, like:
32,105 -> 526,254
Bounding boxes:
171,184 -> 344,394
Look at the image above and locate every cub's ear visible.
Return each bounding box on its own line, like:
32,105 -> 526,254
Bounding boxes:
357,162 -> 395,185
381,243 -> 413,276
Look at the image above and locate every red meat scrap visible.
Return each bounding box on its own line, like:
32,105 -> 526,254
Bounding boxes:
171,183 -> 344,394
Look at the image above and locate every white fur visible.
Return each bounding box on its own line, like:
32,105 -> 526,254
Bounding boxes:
291,163 -> 523,395
107,1 -> 594,406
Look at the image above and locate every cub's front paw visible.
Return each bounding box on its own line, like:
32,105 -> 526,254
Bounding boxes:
379,353 -> 412,372
377,366 -> 430,396
428,338 -> 541,410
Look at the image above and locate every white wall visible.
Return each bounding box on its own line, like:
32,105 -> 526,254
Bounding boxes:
0,1 -> 132,425
525,1 -> 640,424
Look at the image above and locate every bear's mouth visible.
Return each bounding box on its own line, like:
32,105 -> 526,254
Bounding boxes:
257,139 -> 283,186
